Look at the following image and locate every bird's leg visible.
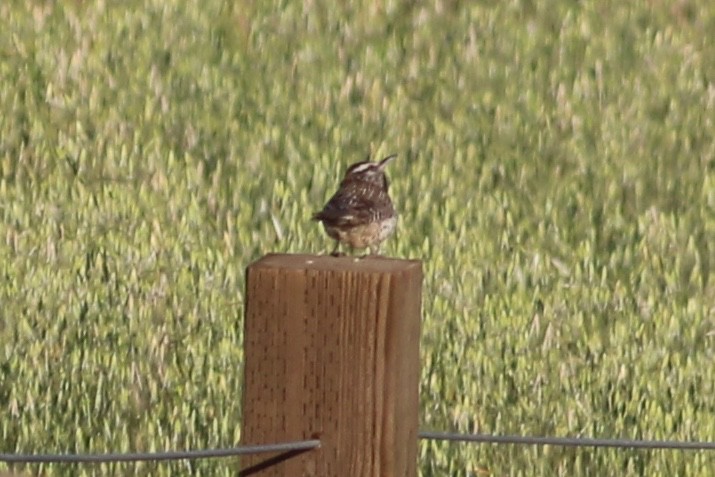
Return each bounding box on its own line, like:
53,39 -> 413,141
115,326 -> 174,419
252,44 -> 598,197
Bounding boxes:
330,240 -> 344,257
358,245 -> 375,260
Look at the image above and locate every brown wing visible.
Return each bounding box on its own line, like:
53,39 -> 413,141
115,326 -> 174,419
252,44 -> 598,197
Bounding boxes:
313,182 -> 393,226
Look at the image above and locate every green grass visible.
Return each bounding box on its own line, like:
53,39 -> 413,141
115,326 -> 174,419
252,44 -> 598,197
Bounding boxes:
1,0 -> 715,475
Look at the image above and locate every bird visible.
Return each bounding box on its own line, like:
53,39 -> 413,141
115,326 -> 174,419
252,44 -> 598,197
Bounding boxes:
313,154 -> 398,257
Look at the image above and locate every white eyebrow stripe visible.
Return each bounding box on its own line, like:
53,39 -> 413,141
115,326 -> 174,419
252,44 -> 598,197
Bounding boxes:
349,163 -> 374,173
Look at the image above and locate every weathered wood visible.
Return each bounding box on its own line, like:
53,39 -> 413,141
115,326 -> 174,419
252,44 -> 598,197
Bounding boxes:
241,254 -> 422,476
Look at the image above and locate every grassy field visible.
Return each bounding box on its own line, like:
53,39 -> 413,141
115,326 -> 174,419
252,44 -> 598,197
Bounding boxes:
1,0 -> 714,475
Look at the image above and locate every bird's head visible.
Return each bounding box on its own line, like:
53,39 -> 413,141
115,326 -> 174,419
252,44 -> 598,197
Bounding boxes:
342,154 -> 397,189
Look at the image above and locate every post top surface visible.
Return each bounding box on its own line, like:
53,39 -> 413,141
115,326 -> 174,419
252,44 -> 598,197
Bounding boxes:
250,253 -> 422,273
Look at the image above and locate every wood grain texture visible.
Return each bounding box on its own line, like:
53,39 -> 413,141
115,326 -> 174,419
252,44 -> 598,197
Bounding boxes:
241,254 -> 422,477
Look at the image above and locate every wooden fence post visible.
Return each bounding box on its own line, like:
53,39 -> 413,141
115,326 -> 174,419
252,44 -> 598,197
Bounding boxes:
240,254 -> 422,476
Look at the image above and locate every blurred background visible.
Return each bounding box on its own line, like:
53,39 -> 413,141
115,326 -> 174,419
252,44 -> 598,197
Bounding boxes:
1,0 -> 714,475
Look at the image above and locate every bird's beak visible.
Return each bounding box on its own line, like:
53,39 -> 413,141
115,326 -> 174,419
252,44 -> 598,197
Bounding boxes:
378,154 -> 397,169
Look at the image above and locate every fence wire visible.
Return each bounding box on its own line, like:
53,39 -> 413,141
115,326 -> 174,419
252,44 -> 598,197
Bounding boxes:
5,431 -> 715,466
0,440 -> 320,464
420,431 -> 715,451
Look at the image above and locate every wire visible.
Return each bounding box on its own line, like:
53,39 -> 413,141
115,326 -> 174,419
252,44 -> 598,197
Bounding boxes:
7,431 -> 715,465
0,440 -> 321,464
419,431 -> 715,450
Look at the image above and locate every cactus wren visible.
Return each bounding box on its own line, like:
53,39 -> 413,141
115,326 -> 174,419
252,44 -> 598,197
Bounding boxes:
313,154 -> 397,256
